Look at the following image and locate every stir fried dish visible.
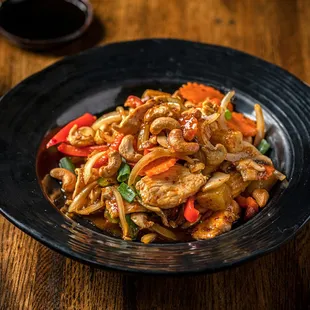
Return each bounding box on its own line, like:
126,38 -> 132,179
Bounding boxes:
44,82 -> 286,243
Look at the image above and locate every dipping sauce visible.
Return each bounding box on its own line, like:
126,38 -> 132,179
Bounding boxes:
0,0 -> 88,40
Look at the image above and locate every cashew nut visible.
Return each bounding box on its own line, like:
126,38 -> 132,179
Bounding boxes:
94,129 -> 106,145
99,151 -> 122,177
144,103 -> 180,123
252,189 -> 269,208
150,117 -> 181,135
67,125 -> 95,147
201,143 -> 227,166
94,127 -> 117,144
50,168 -> 77,192
119,135 -> 143,163
168,129 -> 199,155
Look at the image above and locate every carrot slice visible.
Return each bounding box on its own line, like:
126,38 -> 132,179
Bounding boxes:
236,195 -> 259,221
227,112 -> 257,137
179,82 -> 223,103
179,82 -> 233,111
140,157 -> 177,177
236,196 -> 258,209
260,165 -> 275,180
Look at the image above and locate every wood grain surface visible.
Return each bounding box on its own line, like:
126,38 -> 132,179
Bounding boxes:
0,0 -> 309,309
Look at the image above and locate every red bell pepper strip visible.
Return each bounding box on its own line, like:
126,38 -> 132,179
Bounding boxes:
93,154 -> 109,168
57,143 -> 108,157
109,134 -> 125,151
46,113 -> 96,148
124,95 -> 143,108
184,196 -> 200,223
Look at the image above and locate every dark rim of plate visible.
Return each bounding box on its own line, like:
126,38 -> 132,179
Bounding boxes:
0,39 -> 309,274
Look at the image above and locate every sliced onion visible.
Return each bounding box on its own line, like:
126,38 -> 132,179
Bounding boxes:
75,201 -> 104,215
84,151 -> 106,184
253,104 -> 265,146
218,90 -> 235,129
112,187 -> 130,240
141,233 -> 157,244
68,181 -> 97,213
92,112 -> 122,131
274,170 -> 286,181
199,119 -> 212,145
202,172 -> 230,192
116,106 -> 128,119
150,223 -> 178,241
128,148 -> 193,186
136,197 -> 169,227
157,134 -> 168,148
72,168 -> 85,199
201,112 -> 220,124
248,160 -> 266,172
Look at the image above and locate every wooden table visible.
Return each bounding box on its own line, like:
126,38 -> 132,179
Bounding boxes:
1,1 -> 309,309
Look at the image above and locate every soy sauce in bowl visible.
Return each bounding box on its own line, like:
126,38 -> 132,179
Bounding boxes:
0,0 -> 93,49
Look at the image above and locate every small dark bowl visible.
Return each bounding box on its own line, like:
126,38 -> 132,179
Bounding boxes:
0,0 -> 93,50
0,39 -> 309,275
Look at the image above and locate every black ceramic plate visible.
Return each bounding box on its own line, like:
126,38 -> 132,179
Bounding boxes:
1,39 -> 309,274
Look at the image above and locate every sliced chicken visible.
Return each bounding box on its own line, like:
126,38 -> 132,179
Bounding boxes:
192,201 -> 240,240
136,165 -> 206,209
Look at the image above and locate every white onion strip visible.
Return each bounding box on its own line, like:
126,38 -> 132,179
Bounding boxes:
141,233 -> 157,244
92,112 -> 122,131
84,151 -> 106,184
201,112 -> 220,124
218,90 -> 235,129
253,104 -> 265,146
274,170 -> 286,181
68,181 -> 97,213
112,188 -> 130,240
75,201 -> 104,215
202,172 -> 230,191
150,223 -> 178,241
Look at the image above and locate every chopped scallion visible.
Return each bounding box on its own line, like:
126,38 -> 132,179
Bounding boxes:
224,109 -> 232,120
126,215 -> 139,239
59,157 -> 75,174
117,182 -> 136,203
257,139 -> 271,154
117,163 -> 131,182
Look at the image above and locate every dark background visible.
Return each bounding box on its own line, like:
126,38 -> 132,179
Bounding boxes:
0,0 -> 309,309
